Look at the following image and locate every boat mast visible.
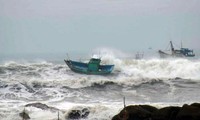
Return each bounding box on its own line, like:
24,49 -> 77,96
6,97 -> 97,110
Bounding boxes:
170,41 -> 174,52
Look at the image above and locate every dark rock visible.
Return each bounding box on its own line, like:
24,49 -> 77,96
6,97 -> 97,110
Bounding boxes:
67,108 -> 90,119
68,110 -> 81,119
81,108 -> 90,118
139,105 -> 158,113
112,115 -> 119,120
190,103 -> 200,108
112,103 -> 200,120
112,105 -> 157,120
152,106 -> 181,120
19,111 -> 30,120
176,104 -> 200,120
25,102 -> 59,112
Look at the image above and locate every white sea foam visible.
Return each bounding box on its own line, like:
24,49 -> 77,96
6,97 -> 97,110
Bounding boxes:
1,56 -> 200,89
1,50 -> 200,120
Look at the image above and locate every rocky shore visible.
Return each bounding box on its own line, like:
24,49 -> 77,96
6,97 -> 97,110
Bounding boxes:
20,102 -> 90,120
112,103 -> 200,120
19,102 -> 200,120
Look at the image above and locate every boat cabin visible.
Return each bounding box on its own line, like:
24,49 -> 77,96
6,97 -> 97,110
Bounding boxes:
181,48 -> 195,57
88,58 -> 101,72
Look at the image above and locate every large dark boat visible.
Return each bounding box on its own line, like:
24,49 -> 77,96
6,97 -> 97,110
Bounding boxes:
64,57 -> 114,75
158,41 -> 195,58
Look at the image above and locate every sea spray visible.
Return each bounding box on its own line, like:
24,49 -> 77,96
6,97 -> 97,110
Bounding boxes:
1,57 -> 200,120
1,58 -> 200,88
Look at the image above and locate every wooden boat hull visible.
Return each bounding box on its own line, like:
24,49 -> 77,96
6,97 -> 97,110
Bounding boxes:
64,60 -> 114,75
158,50 -> 184,58
158,50 -> 194,58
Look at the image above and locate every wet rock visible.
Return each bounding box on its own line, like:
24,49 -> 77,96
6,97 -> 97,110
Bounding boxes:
139,105 -> 158,113
112,103 -> 200,120
112,105 -> 158,120
190,103 -> 200,108
25,102 -> 59,112
112,115 -> 120,120
176,104 -> 200,120
19,110 -> 30,120
81,108 -> 90,118
67,108 -> 90,119
152,106 -> 180,120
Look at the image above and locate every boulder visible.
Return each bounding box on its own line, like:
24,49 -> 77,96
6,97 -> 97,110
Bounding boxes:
19,110 -> 30,120
190,103 -> 200,108
139,105 -> 158,113
152,106 -> 180,120
112,103 -> 200,120
67,108 -> 90,119
176,104 -> 200,120
112,105 -> 158,120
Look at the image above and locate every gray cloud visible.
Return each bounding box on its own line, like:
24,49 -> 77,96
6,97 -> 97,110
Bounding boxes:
0,0 -> 200,56
1,0 -> 200,19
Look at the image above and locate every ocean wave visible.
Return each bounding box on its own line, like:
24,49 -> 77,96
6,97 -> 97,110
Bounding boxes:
0,58 -> 200,89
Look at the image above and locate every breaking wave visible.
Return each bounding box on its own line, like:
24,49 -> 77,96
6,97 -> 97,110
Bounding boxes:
0,57 -> 200,89
1,51 -> 200,120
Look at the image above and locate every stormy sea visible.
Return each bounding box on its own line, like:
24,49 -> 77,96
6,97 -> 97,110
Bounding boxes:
0,51 -> 200,120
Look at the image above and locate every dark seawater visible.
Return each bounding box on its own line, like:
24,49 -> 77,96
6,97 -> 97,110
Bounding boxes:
0,53 -> 200,120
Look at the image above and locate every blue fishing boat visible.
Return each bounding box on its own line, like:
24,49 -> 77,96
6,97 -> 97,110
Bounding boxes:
64,57 -> 114,75
158,41 -> 195,58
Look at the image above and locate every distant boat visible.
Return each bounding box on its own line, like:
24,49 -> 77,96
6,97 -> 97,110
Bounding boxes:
158,41 -> 195,58
64,57 -> 114,75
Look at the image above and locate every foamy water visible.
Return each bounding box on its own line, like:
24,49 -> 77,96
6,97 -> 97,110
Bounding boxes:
0,52 -> 200,119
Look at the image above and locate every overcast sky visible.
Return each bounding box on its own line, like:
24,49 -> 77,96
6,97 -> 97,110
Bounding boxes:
0,0 -> 200,55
